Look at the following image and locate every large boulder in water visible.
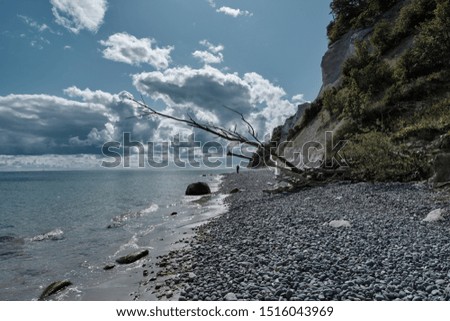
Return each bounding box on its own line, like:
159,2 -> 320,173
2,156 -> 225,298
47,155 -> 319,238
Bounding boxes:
116,249 -> 149,265
39,280 -> 72,300
185,182 -> 211,196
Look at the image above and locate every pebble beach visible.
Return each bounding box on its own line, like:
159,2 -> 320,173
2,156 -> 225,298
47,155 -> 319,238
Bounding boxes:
143,169 -> 450,301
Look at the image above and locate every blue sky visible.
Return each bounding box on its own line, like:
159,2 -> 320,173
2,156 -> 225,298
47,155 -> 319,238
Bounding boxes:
0,0 -> 331,169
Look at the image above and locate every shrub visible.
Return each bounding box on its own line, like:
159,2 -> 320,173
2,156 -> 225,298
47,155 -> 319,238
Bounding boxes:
397,0 -> 450,79
336,42 -> 394,121
343,131 -> 430,181
289,100 -> 323,140
322,87 -> 341,116
328,0 -> 366,42
343,42 -> 394,95
371,19 -> 394,54
393,0 -> 436,37
353,0 -> 398,28
394,98 -> 450,140
327,0 -> 398,43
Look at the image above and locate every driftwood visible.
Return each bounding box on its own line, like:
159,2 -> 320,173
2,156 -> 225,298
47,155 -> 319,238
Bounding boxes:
263,164 -> 351,194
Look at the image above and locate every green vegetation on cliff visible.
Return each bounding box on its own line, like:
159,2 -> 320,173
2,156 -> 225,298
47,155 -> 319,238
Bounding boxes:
327,0 -> 398,43
296,0 -> 450,181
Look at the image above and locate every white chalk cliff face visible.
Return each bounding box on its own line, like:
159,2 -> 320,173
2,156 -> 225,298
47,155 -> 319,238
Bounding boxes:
320,28 -> 373,94
272,2 -> 414,170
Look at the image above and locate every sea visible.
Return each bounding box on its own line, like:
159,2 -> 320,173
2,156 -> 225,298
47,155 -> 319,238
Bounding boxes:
0,169 -> 227,301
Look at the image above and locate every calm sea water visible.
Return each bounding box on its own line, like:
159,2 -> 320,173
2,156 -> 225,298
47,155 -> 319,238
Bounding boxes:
0,169 -> 225,300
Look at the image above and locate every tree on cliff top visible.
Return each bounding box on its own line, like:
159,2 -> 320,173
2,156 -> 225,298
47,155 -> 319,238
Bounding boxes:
328,0 -> 399,43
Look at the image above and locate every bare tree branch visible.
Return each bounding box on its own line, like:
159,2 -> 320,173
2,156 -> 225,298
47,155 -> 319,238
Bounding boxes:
227,151 -> 253,161
221,105 -> 263,145
125,95 -> 303,173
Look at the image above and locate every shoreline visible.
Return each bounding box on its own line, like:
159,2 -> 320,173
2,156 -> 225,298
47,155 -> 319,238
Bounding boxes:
65,172 -> 229,301
134,168 -> 277,301
148,169 -> 450,301
38,171 -> 229,301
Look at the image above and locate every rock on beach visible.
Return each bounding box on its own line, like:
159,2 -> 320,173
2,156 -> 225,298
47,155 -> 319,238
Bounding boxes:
185,182 -> 211,196
328,220 -> 351,228
116,249 -> 149,265
423,209 -> 445,222
39,280 -> 72,300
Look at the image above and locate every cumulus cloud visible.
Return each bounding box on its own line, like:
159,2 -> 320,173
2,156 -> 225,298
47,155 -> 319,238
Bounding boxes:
100,32 -> 173,69
50,0 -> 107,34
192,40 -> 224,65
64,86 -> 119,105
62,87 -> 159,144
0,78 -> 302,166
216,6 -> 253,18
192,51 -> 223,64
0,93 -> 109,154
133,65 -> 296,139
0,88 -> 159,155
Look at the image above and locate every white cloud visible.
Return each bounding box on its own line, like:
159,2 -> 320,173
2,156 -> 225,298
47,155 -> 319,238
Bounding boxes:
18,15 -> 50,33
133,65 -> 296,139
0,76 -> 302,165
216,6 -> 253,18
199,40 -> 224,54
292,94 -> 307,104
0,154 -> 104,171
208,0 -> 252,17
0,88 -> 159,155
207,0 -> 216,8
0,93 -> 110,154
193,50 -> 223,64
50,0 -> 107,34
63,45 -> 72,50
192,40 -> 224,65
17,15 -> 59,49
62,87 -> 157,143
64,86 -> 119,105
30,41 -> 42,50
100,32 -> 173,69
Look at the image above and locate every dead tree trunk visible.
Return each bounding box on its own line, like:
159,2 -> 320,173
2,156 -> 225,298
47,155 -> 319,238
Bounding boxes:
124,94 -> 304,174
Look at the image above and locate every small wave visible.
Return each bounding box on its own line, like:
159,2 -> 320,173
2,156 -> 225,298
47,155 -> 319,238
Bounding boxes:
0,235 -> 18,243
109,211 -> 137,228
27,229 -> 64,242
113,234 -> 139,257
209,174 -> 224,193
0,235 -> 24,245
138,224 -> 156,237
139,204 -> 159,215
108,204 -> 159,228
0,235 -> 25,259
0,251 -> 18,257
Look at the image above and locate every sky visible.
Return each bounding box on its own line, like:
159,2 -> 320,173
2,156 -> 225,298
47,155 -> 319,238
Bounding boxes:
0,0 -> 331,170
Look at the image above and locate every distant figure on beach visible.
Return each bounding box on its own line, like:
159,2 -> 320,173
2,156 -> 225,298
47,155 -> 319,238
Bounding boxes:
236,165 -> 240,174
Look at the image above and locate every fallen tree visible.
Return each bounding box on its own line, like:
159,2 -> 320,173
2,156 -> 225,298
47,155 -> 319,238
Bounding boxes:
123,94 -> 350,190
124,94 -> 302,173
